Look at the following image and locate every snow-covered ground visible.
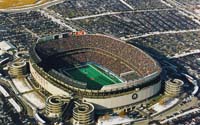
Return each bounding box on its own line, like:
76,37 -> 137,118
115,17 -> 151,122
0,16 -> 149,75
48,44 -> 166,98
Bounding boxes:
22,92 -> 45,109
151,98 -> 179,114
12,78 -> 33,93
97,116 -> 134,125
12,78 -> 45,109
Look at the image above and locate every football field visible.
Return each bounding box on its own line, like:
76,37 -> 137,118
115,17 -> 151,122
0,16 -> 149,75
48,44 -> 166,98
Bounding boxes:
63,63 -> 122,90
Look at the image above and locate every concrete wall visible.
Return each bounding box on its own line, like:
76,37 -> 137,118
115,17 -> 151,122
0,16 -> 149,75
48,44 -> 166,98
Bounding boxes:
83,81 -> 161,109
30,63 -> 69,96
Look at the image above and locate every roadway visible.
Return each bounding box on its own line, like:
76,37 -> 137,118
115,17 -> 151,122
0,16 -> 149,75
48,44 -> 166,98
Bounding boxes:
123,28 -> 200,41
68,8 -> 175,21
39,9 -> 76,32
119,0 -> 134,11
2,77 -> 36,116
0,78 -> 29,115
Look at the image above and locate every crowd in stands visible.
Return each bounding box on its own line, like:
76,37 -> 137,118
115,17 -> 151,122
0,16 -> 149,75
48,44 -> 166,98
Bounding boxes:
64,51 -> 132,75
36,35 -> 160,77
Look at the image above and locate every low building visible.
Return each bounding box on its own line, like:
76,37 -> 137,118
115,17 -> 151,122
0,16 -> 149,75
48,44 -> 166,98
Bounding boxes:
0,41 -> 16,52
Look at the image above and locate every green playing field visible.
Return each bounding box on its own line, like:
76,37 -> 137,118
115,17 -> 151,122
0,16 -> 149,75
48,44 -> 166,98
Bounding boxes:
63,63 -> 122,90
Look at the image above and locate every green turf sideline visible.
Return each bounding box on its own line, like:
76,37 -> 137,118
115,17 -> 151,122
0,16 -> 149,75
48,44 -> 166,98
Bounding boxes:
88,64 -> 117,84
93,64 -> 124,83
62,63 -> 122,89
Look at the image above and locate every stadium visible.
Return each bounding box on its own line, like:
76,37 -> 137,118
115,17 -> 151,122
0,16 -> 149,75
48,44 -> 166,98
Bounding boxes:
29,33 -> 162,113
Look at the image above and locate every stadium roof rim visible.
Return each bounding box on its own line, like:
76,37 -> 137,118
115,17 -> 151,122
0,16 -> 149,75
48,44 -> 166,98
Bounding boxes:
35,33 -> 161,76
34,33 -> 162,76
30,33 -> 162,92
